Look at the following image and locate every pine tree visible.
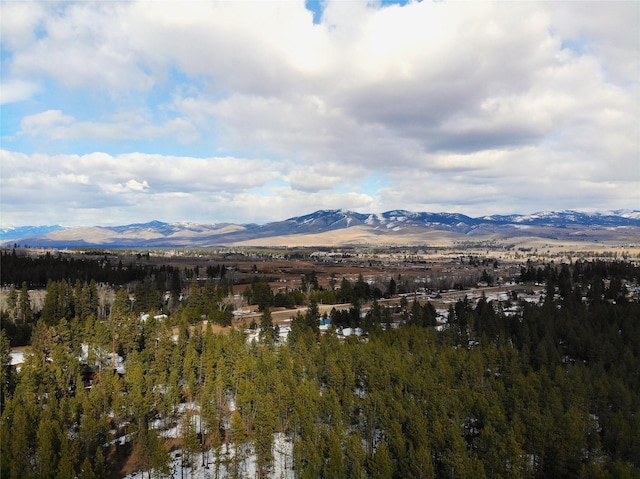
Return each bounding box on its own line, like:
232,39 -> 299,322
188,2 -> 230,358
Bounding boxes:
183,340 -> 200,403
0,329 -> 14,411
294,436 -> 322,479
181,412 -> 200,478
229,410 -> 248,479
259,307 -> 276,345
55,440 -> 76,479
18,281 -> 32,325
305,299 -> 321,335
254,393 -> 277,479
368,440 -> 394,479
134,426 -> 170,479
5,285 -> 18,322
93,447 -> 109,479
324,428 -> 345,478
35,402 -> 62,478
41,280 -> 60,325
125,356 -> 152,432
4,396 -> 37,478
79,457 -> 97,479
345,432 -> 366,479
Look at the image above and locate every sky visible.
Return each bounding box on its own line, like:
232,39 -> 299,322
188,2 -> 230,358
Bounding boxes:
1,0 -> 639,227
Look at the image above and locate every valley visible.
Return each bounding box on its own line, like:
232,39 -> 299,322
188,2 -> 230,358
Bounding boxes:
1,239 -> 640,478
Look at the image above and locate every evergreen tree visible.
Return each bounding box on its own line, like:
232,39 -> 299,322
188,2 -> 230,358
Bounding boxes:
35,400 -> 62,478
229,410 -> 249,479
41,280 -> 60,325
305,299 -> 321,336
345,432 -> 367,479
324,428 -> 345,478
368,440 -> 394,479
134,426 -> 170,479
254,393 -> 277,479
5,285 -> 18,321
55,437 -> 77,479
0,329 -> 14,411
18,281 -> 32,325
259,307 -> 276,345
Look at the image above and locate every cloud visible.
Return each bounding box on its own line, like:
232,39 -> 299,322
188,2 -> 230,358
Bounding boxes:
1,1 -> 638,225
550,2 -> 640,84
0,79 -> 40,105
7,2 -> 154,92
21,109 -> 74,132
0,149 -> 288,225
20,109 -> 200,143
285,162 -> 365,192
0,148 -> 379,225
0,2 -> 46,51
105,179 -> 150,194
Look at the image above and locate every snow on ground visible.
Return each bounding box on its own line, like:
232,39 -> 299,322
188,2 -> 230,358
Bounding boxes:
122,400 -> 293,479
9,349 -> 24,367
122,433 -> 294,479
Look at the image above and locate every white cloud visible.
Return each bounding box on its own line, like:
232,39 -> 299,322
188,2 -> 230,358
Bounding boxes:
223,188 -> 377,224
1,1 -> 638,225
21,109 -> 74,133
285,162 -> 365,192
105,179 -> 150,194
20,109 -> 200,143
0,2 -> 46,50
0,79 -> 40,105
0,149 -> 289,225
550,2 -> 640,84
8,2 -> 154,92
56,173 -> 90,185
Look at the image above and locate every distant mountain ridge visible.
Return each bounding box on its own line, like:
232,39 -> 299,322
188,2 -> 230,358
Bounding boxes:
0,225 -> 67,242
2,209 -> 640,248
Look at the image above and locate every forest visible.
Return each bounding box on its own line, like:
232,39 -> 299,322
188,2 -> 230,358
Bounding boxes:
1,250 -> 639,478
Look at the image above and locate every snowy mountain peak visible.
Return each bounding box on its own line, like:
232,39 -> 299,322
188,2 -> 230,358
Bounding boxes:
3,209 -> 639,248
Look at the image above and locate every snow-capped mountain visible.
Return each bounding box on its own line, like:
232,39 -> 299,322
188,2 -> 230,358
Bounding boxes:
3,209 -> 639,248
0,225 -> 67,243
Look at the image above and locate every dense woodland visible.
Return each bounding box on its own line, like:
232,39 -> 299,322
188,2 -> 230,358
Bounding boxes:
1,252 -> 639,478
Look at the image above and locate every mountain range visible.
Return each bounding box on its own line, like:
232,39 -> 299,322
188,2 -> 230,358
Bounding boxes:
2,209 -> 640,248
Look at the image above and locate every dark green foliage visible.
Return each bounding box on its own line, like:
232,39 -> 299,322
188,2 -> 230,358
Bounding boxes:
244,278 -> 274,311
180,279 -> 234,326
0,259 -> 639,478
0,330 -> 15,411
274,289 -> 306,308
0,249 -> 154,287
259,307 -> 277,345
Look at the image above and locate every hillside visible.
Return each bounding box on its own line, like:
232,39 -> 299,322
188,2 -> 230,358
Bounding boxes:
2,209 -> 640,248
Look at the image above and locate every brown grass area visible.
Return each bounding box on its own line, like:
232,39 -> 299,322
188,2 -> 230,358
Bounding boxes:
226,226 -> 640,253
228,225 -> 461,247
107,437 -> 184,478
106,441 -> 134,478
